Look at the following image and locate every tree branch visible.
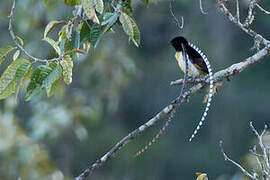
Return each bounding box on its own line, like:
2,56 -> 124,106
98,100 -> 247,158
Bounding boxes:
220,123 -> 270,180
75,1 -> 270,179
219,141 -> 257,180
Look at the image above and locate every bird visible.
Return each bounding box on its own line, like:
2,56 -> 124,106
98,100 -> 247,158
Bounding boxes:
170,36 -> 214,141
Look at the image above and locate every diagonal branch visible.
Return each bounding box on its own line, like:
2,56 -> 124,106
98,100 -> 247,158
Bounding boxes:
75,1 -> 270,180
75,46 -> 270,180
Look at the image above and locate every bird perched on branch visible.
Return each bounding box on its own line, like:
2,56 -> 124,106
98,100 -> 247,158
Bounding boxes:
170,36 -> 215,141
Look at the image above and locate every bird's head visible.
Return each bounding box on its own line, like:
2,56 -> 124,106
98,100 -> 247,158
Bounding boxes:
170,36 -> 189,51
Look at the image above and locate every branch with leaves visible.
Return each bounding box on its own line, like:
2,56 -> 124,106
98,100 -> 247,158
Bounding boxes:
220,122 -> 270,180
0,0 -> 141,101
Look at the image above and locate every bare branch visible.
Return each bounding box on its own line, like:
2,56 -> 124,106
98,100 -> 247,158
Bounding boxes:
169,0 -> 184,30
218,0 -> 270,46
256,3 -> 270,15
219,141 -> 257,180
199,0 -> 207,14
171,47 -> 270,86
75,46 -> 270,180
250,122 -> 270,171
235,0 -> 240,22
75,1 -> 270,179
8,0 -> 66,63
244,0 -> 256,27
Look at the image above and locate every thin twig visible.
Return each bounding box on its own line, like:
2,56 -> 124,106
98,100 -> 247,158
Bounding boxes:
250,122 -> 270,170
199,0 -> 207,14
218,0 -> 270,46
252,146 -> 265,176
256,3 -> 270,15
169,0 -> 184,30
244,0 -> 256,27
235,0 -> 240,22
8,0 -> 59,63
219,141 -> 257,180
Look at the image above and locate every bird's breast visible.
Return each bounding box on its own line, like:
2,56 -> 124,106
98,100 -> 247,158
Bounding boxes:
175,52 -> 201,77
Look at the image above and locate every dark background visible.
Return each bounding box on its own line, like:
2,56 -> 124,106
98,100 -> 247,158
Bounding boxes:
0,0 -> 270,179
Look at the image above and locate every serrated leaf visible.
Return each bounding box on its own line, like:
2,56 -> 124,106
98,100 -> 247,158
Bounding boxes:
130,18 -> 140,46
42,63 -> 62,96
101,12 -> 114,26
48,77 -> 62,97
90,23 -> 102,46
0,46 -> 15,66
60,55 -> 73,84
80,22 -> 91,43
43,37 -> 61,55
120,12 -> 134,39
94,12 -> 119,48
64,0 -> 81,5
0,58 -> 29,95
13,50 -> 20,61
64,29 -> 80,60
25,65 -> 52,101
82,0 -> 100,24
44,20 -> 62,38
94,0 -> 104,14
121,0 -> 133,16
58,25 -> 67,42
14,62 -> 32,102
0,80 -> 16,100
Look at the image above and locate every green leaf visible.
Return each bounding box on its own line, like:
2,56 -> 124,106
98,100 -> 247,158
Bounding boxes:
48,76 -> 62,97
44,20 -> 62,38
60,55 -> 73,84
25,65 -> 52,101
64,0 -> 81,5
64,29 -> 80,60
94,0 -> 104,14
14,62 -> 32,101
80,22 -> 91,43
82,0 -> 100,24
43,37 -> 61,55
120,12 -> 134,39
0,46 -> 15,66
58,25 -> 67,41
90,23 -> 102,46
42,63 -> 62,96
130,18 -> 140,47
13,50 -> 20,61
16,36 -> 24,46
0,58 -> 29,95
0,80 -> 16,100
145,0 -> 149,7
121,0 -> 133,16
94,12 -> 119,48
101,12 -> 114,26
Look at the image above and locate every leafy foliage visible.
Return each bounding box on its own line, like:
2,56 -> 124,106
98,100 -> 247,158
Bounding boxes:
0,58 -> 30,100
60,55 -> 73,85
0,0 -> 142,101
0,46 -> 15,66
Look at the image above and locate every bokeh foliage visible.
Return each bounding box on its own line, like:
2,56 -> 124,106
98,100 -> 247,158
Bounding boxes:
0,0 -> 270,180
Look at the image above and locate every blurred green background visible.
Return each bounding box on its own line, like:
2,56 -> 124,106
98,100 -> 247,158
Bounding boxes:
0,0 -> 270,179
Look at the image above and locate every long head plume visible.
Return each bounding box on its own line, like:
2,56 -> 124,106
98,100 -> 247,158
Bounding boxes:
188,42 -> 214,142
135,109 -> 176,157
